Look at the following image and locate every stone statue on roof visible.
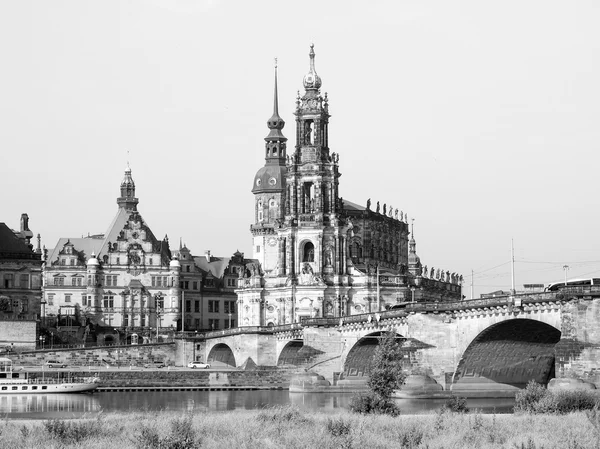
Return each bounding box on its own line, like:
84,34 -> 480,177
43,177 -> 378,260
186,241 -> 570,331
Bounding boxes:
383,204 -> 387,215
366,198 -> 371,210
394,209 -> 398,219
376,201 -> 380,213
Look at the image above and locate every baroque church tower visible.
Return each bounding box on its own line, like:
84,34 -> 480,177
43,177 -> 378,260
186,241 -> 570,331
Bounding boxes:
251,63 -> 288,273
281,44 -> 344,280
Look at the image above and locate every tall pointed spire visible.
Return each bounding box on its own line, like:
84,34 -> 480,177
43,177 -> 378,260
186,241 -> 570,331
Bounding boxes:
266,59 -> 286,139
261,58 -> 287,167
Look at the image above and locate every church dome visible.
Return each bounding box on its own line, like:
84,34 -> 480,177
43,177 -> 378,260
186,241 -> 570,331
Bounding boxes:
252,165 -> 286,193
303,44 -> 322,90
87,252 -> 99,266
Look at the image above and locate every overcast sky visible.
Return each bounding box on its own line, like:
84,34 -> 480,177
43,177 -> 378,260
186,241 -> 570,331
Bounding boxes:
2,1 -> 599,298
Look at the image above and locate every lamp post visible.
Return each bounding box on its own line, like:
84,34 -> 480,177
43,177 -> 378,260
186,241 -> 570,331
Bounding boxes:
39,335 -> 43,350
50,332 -> 53,349
228,312 -> 232,329
410,286 -> 416,303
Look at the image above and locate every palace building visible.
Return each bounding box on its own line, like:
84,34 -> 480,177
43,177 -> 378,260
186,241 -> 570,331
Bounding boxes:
236,46 -> 463,327
43,169 -> 250,344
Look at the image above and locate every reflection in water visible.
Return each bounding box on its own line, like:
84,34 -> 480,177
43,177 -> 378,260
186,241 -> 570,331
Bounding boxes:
0,394 -> 101,418
0,391 -> 516,419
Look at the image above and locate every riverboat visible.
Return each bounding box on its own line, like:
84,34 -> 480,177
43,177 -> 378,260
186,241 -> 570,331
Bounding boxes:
0,358 -> 99,394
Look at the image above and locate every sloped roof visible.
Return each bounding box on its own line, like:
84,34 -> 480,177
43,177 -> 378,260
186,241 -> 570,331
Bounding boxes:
342,199 -> 367,212
46,207 -> 167,265
0,223 -> 35,257
193,256 -> 231,278
46,237 -> 104,265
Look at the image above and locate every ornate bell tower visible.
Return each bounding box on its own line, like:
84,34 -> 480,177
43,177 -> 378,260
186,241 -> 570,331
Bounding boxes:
117,166 -> 139,212
250,62 -> 288,273
279,44 -> 343,280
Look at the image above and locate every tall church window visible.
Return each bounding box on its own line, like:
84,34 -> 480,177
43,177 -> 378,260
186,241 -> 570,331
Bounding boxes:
268,199 -> 277,221
303,242 -> 315,262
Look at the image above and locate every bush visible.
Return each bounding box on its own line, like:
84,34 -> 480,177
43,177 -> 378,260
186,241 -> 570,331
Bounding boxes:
136,415 -> 200,449
441,395 -> 469,413
515,381 -> 549,413
43,419 -> 102,443
349,391 -> 400,417
515,380 -> 600,414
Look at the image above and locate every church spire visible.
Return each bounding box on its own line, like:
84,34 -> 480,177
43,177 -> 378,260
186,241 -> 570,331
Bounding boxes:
266,60 -> 286,140
264,59 -> 287,164
117,166 -> 139,211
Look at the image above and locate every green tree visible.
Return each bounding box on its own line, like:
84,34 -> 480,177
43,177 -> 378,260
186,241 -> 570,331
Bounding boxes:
350,332 -> 406,415
367,332 -> 407,399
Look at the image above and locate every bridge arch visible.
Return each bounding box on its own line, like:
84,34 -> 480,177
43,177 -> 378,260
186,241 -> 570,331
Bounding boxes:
277,340 -> 324,367
453,318 -> 561,390
343,331 -> 412,379
207,343 -> 236,368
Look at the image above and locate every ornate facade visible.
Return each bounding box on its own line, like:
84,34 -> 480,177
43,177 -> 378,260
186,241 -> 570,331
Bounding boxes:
237,46 -> 464,326
43,169 -> 181,344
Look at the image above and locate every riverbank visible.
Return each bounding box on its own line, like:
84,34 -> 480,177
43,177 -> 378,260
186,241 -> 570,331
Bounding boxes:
2,408 -> 600,448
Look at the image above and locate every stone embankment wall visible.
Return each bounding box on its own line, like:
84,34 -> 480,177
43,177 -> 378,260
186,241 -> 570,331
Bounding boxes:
0,320 -> 37,350
13,343 -> 176,367
23,369 -> 296,389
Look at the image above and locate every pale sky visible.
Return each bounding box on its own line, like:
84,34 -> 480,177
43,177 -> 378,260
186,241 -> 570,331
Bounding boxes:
2,1 -> 600,298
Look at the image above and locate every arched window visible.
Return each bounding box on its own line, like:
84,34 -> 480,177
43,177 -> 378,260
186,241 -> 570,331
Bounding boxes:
303,242 -> 315,262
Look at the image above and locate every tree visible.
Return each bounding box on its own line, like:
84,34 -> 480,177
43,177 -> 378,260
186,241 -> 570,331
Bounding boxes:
367,332 -> 407,399
350,332 -> 406,415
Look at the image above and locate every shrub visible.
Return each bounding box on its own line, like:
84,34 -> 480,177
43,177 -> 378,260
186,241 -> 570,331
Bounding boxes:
514,381 -> 548,413
349,391 -> 400,417
515,380 -> 600,414
136,415 -> 200,449
440,395 -> 469,413
43,419 -> 102,443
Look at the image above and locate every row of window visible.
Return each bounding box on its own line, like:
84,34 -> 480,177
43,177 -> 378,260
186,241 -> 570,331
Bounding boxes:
1,274 -> 30,289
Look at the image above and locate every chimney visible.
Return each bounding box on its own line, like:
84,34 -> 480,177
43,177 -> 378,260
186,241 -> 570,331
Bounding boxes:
20,213 -> 29,232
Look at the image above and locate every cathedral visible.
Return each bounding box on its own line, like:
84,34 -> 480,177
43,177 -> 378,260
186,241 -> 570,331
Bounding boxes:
236,46 -> 464,327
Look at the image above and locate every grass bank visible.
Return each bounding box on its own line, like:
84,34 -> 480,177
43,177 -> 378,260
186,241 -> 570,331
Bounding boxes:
2,407 -> 600,449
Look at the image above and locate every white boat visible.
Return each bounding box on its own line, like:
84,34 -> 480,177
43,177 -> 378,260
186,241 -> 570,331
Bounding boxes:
0,358 -> 99,394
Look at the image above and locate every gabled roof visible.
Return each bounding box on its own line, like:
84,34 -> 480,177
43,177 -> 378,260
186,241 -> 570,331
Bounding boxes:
46,237 -> 103,265
46,207 -> 169,266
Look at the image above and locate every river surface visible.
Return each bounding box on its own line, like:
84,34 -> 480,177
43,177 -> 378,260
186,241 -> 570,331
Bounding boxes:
0,391 -> 515,419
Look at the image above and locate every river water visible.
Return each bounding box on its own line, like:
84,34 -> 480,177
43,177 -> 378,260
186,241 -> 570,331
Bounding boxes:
0,391 -> 515,419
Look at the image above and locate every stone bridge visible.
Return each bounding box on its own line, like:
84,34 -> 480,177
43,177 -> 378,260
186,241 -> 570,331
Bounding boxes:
181,285 -> 600,391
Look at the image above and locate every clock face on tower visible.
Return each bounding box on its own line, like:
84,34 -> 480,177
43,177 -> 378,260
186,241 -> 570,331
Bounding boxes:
268,238 -> 277,247
268,177 -> 277,186
256,178 -> 261,186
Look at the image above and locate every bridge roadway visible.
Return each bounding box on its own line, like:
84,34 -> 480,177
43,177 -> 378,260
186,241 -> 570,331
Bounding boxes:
183,286 -> 600,392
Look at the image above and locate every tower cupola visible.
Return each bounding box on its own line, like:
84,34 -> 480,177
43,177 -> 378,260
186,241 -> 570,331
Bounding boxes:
117,166 -> 139,211
303,44 -> 322,91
